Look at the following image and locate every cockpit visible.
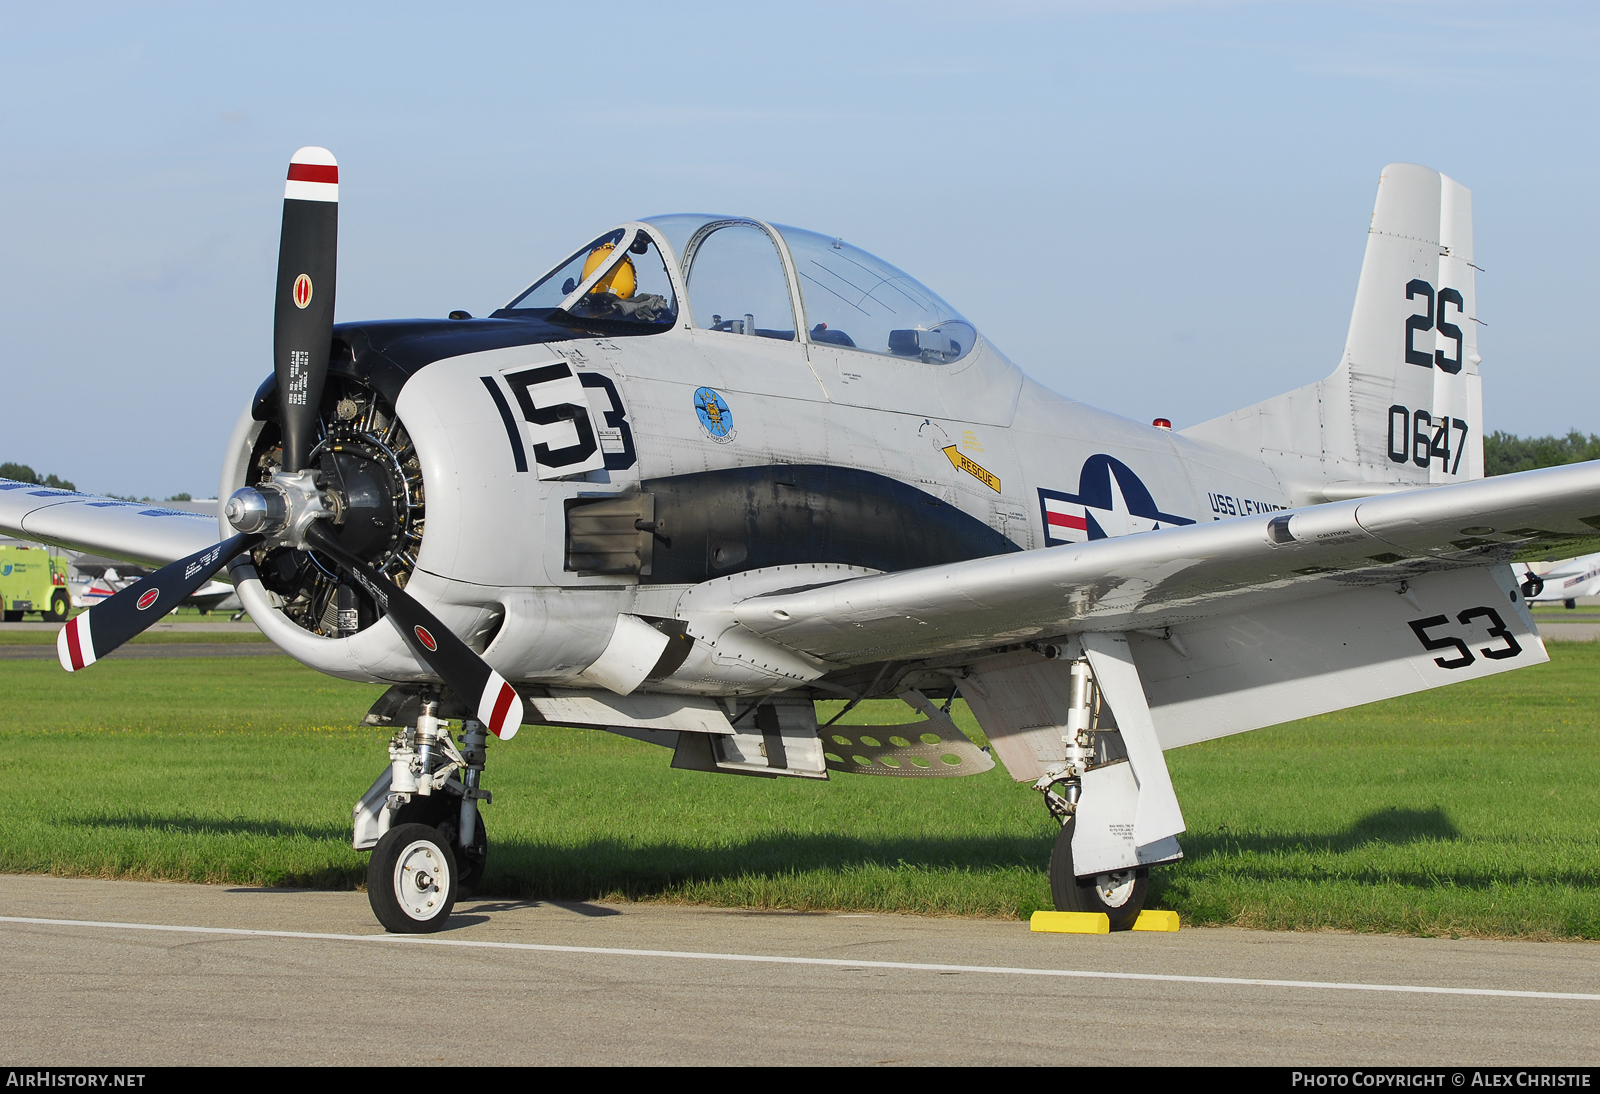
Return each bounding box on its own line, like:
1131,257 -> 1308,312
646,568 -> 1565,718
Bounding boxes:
492,215 -> 978,365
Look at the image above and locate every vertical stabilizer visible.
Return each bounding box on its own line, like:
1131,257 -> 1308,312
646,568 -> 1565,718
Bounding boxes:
1184,164 -> 1482,503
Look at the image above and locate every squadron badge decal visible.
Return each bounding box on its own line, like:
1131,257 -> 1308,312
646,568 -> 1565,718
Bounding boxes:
694,387 -> 736,443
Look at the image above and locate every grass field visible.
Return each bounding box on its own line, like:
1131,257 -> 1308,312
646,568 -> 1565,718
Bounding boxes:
3,642 -> 1598,938
0,630 -> 268,645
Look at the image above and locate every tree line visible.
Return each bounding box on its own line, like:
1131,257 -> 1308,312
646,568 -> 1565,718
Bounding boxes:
0,462 -> 75,491
1484,431 -> 1600,477
1,463 -> 191,501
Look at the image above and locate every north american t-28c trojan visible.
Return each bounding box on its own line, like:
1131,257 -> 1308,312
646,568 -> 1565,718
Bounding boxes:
5,151 -> 1597,932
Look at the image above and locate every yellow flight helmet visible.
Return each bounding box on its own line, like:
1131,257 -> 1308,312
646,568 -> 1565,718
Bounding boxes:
581,242 -> 636,299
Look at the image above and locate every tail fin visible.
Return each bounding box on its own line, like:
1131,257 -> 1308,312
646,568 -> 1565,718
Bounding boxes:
1185,163 -> 1483,503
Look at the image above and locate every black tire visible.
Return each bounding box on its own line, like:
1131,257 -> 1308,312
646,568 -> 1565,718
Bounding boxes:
1048,816 -> 1148,931
392,789 -> 488,892
1565,599 -> 1578,610
45,591 -> 69,623
367,822 -> 459,933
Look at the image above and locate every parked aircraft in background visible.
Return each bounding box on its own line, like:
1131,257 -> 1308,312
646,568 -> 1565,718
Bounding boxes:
4,152 -> 1598,934
1519,553 -> 1600,609
72,560 -> 238,615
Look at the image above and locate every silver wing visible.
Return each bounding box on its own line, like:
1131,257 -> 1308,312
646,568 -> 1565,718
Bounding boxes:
714,461 -> 1600,768
0,480 -> 218,569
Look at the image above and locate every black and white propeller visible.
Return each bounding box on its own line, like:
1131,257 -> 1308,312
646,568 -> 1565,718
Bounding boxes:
58,148 -> 524,739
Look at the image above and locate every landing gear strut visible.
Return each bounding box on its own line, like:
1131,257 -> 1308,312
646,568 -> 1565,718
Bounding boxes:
357,691 -> 492,932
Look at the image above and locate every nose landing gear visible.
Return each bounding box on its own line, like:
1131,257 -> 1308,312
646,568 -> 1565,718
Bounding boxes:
354,690 -> 491,932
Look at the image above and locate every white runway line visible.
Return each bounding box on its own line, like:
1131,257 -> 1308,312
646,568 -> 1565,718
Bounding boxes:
4,914 -> 1597,1003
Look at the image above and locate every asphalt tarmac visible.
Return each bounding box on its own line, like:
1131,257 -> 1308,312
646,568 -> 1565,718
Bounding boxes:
1,875 -> 1595,1066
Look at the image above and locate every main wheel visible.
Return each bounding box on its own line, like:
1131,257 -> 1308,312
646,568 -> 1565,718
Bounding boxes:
368,822 -> 459,933
46,591 -> 69,623
392,789 -> 487,891
2,611 -> 21,623
1048,816 -> 1148,931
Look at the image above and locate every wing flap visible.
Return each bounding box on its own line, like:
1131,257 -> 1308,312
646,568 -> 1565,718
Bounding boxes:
1136,563 -> 1545,750
0,480 -> 219,568
729,461 -> 1600,664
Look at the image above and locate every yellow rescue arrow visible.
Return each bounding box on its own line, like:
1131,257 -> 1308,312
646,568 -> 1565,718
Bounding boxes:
942,445 -> 1001,493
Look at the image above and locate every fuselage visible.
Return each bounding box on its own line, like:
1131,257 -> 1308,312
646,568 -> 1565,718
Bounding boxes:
225,218 -> 1292,695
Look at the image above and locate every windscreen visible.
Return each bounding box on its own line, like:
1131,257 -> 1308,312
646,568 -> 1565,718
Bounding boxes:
496,229 -> 678,330
776,225 -> 975,364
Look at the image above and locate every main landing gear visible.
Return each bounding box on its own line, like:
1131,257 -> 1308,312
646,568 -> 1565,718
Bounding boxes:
354,691 -> 491,934
1033,656 -> 1152,931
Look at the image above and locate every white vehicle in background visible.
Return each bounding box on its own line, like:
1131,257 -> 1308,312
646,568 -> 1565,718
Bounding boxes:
1520,553 -> 1600,609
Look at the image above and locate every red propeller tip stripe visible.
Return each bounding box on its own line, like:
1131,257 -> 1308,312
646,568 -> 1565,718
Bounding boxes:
284,146 -> 338,202
286,163 -> 339,184
480,678 -> 522,740
57,615 -> 94,672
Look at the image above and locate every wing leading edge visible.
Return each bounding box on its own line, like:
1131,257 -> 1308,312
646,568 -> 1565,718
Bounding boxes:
728,461 -> 1600,665
0,479 -> 219,569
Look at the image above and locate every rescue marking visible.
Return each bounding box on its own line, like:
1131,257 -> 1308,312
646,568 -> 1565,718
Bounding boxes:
941,445 -> 1001,493
3,916 -> 1597,1003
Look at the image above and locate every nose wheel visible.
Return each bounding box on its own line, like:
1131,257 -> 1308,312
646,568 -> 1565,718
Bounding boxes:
368,823 -> 459,933
392,788 -> 488,891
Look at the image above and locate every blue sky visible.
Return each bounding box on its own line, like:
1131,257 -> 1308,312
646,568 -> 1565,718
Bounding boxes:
2,1 -> 1595,497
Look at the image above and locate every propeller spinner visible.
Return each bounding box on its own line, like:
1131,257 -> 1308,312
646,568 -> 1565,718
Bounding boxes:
59,148 -> 524,739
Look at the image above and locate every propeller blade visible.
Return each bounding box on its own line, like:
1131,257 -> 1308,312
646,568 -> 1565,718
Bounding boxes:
274,146 -> 339,472
57,532 -> 261,672
302,523 -> 524,739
